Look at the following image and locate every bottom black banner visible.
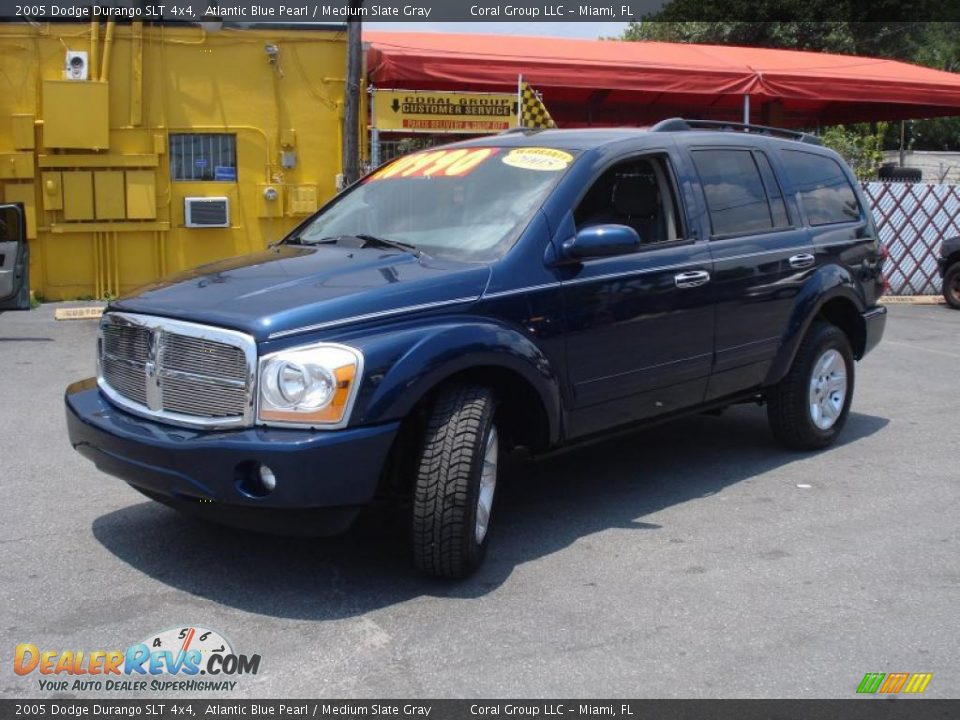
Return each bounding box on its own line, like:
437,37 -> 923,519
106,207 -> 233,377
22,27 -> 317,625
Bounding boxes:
1,700 -> 958,720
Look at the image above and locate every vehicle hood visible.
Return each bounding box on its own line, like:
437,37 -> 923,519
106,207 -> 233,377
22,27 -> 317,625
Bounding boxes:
110,245 -> 491,342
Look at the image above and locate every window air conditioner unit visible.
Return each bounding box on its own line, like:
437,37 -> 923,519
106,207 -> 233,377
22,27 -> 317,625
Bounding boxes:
184,197 -> 230,228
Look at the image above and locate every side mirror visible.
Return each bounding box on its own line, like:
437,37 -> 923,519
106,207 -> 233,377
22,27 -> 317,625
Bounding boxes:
561,224 -> 640,261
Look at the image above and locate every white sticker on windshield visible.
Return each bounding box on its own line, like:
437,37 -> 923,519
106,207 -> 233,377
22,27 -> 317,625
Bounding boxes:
502,147 -> 574,172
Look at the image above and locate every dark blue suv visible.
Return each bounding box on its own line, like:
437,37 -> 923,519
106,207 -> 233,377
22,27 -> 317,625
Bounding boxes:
66,120 -> 887,578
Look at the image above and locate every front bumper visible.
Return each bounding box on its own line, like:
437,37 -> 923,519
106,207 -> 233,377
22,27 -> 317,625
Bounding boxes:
861,305 -> 887,358
65,378 -> 400,535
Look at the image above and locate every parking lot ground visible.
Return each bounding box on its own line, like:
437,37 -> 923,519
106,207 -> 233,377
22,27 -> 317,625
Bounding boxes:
1,303 -> 957,698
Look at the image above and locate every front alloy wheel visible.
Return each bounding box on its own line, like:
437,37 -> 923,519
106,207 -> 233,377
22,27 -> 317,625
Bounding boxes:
475,426 -> 498,545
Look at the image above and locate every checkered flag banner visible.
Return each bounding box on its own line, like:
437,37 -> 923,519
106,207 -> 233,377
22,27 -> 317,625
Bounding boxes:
518,77 -> 557,129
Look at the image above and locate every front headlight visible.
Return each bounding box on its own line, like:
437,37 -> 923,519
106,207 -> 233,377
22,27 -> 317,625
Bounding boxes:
257,343 -> 363,427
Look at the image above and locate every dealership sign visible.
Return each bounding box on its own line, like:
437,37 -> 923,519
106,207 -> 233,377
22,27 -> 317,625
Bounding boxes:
373,89 -> 516,134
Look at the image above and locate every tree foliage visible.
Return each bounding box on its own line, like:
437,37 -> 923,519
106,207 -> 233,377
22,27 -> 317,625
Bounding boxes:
820,124 -> 889,179
625,20 -> 924,59
621,18 -> 960,150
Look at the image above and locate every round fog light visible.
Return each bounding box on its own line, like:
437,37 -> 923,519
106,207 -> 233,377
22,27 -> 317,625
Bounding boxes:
258,464 -> 277,493
235,460 -> 278,498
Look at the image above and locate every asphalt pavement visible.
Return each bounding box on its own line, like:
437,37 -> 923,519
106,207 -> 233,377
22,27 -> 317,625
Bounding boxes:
1,303 -> 957,698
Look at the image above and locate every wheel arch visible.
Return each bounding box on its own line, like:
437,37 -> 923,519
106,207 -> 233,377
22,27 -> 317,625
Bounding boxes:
765,270 -> 868,386
355,320 -> 562,450
408,364 -> 555,452
942,246 -> 960,286
816,296 -> 867,358
940,235 -> 960,270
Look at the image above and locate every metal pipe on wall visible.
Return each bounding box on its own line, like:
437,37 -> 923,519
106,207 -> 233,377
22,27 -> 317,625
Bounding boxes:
99,21 -> 115,82
112,232 -> 120,296
130,21 -> 143,126
89,21 -> 99,80
92,233 -> 101,300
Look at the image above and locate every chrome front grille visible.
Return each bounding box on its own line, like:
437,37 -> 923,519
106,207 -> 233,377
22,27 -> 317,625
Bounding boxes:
100,353 -> 149,405
102,323 -> 151,363
161,334 -> 248,380
160,373 -> 247,418
98,313 -> 256,428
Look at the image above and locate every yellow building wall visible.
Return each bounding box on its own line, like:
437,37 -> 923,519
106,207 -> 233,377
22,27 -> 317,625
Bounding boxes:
0,22 -> 356,300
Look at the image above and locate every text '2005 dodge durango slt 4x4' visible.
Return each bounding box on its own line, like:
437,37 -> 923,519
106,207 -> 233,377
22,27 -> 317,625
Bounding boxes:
66,120 -> 887,578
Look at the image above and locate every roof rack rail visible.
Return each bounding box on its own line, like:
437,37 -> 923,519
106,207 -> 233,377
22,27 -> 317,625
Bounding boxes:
650,117 -> 822,145
498,126 -> 544,136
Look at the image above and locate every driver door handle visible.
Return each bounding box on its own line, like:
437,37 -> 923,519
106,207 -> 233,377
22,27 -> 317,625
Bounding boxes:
789,253 -> 816,269
674,270 -> 710,288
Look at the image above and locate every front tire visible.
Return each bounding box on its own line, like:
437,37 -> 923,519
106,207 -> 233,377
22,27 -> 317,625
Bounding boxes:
943,263 -> 960,309
412,384 -> 499,579
767,322 -> 854,450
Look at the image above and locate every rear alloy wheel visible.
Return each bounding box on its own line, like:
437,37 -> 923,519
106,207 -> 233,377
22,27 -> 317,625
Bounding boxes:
944,263 -> 960,310
412,384 -> 499,579
767,322 -> 854,450
808,349 -> 848,431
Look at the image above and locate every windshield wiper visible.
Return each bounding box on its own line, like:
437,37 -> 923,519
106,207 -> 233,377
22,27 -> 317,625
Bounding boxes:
354,234 -> 425,258
287,233 -> 427,258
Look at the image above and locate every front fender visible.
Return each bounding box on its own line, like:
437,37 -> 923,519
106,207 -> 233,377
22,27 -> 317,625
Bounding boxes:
350,319 -> 562,443
764,264 -> 866,386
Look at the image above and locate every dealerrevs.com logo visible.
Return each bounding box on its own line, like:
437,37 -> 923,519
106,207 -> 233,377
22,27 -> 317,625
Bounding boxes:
857,672 -> 933,694
14,626 -> 261,693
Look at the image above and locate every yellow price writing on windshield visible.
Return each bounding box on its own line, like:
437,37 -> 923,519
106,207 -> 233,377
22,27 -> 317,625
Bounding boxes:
367,148 -> 498,181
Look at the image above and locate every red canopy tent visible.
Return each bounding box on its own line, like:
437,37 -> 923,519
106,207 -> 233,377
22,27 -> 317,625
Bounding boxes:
365,31 -> 960,128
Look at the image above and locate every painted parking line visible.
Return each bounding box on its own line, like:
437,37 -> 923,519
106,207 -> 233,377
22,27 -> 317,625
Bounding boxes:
884,339 -> 960,359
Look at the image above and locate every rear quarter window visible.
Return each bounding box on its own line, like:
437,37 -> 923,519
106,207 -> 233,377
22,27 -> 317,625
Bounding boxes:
781,150 -> 861,226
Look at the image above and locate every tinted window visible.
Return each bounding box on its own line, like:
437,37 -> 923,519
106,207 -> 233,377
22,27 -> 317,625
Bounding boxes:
782,151 -> 860,225
0,206 -> 21,242
754,152 -> 790,228
692,150 -> 775,236
575,155 -> 683,244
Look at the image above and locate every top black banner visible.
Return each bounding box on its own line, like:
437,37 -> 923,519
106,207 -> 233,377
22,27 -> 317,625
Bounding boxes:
0,0 -> 956,22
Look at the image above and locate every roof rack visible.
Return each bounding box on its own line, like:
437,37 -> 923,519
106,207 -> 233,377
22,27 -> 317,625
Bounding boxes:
498,127 -> 545,136
650,117 -> 822,145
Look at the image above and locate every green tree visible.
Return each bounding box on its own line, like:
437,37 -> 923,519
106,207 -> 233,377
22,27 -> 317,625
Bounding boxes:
820,123 -> 889,179
622,18 -> 926,59
621,18 -> 960,149
903,22 -> 960,149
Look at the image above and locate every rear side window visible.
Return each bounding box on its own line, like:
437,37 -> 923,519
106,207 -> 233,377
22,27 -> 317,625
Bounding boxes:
781,150 -> 861,226
692,149 -> 787,237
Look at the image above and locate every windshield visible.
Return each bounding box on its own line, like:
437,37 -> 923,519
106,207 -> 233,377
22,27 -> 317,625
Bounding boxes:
290,146 -> 577,262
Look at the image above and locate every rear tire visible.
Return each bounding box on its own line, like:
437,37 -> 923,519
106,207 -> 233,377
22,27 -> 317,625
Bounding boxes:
412,384 -> 499,579
943,263 -> 960,309
767,322 -> 854,450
